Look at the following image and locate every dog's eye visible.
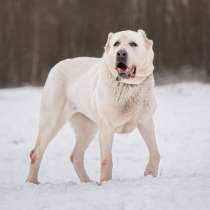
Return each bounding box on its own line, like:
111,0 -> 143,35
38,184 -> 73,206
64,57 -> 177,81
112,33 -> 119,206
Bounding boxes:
129,41 -> 138,47
113,41 -> 120,47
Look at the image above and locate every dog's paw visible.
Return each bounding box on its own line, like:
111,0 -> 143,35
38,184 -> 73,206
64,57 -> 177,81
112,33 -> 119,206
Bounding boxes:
80,178 -> 95,183
97,180 -> 110,186
144,166 -> 158,177
26,178 -> 40,185
144,154 -> 160,177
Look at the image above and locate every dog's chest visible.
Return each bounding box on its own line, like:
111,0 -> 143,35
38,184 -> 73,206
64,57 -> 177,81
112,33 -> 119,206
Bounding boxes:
97,75 -> 155,133
99,90 -> 155,133
101,101 -> 141,133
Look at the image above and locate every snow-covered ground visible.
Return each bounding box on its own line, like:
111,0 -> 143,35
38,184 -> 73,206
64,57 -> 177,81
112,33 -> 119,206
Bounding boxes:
0,83 -> 210,210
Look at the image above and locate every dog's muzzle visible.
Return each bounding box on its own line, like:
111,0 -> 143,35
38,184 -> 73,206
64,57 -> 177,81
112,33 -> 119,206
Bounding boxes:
115,49 -> 136,79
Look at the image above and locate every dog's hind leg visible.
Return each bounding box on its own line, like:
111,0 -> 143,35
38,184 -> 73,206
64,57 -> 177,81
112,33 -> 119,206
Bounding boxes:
26,70 -> 67,184
70,113 -> 97,182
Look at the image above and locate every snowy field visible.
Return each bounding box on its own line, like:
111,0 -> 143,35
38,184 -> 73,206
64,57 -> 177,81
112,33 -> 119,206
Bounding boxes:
0,82 -> 210,210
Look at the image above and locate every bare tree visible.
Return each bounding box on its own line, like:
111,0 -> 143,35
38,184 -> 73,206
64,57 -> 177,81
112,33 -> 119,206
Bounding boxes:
0,0 -> 210,86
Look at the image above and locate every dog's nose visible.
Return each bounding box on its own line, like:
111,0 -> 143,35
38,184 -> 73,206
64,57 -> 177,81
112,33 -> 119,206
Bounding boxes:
117,49 -> 127,60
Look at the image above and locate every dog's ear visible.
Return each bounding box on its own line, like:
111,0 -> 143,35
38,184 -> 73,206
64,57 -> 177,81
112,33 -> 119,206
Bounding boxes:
137,29 -> 153,49
104,32 -> 113,53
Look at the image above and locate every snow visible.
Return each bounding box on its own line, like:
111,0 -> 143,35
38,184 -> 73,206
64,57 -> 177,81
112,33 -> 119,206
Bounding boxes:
0,82 -> 210,210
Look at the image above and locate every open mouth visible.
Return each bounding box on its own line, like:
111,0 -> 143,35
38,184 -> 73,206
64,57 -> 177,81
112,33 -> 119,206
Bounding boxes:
116,62 -> 136,79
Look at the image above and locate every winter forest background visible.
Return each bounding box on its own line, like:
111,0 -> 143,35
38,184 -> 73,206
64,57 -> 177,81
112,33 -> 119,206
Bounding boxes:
0,0 -> 210,87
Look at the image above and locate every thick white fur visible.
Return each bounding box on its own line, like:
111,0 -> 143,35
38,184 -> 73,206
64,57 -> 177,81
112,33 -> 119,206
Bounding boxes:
27,30 -> 160,184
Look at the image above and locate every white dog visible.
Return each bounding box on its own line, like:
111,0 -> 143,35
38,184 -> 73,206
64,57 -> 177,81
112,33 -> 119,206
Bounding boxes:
27,29 -> 160,184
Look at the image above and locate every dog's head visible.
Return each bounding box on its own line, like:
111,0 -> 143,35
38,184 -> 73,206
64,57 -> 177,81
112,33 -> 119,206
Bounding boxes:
103,30 -> 154,84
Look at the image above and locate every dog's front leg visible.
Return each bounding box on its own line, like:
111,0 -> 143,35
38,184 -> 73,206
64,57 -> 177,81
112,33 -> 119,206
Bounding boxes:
99,125 -> 114,184
138,118 -> 160,177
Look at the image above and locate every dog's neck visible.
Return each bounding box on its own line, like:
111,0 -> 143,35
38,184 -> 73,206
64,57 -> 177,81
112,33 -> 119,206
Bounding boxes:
100,64 -> 153,105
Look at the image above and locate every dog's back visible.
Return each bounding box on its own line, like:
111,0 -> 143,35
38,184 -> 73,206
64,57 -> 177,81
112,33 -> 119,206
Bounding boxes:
51,57 -> 101,87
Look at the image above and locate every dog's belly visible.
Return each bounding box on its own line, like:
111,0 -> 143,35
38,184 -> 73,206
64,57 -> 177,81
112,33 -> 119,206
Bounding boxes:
115,120 -> 137,133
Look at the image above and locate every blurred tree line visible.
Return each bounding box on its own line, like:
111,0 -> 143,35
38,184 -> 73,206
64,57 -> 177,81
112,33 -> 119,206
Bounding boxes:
0,0 -> 210,87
